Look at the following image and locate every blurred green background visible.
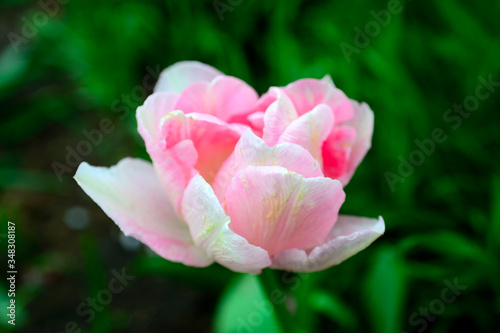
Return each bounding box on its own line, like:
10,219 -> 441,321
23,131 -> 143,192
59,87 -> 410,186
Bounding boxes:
1,0 -> 499,332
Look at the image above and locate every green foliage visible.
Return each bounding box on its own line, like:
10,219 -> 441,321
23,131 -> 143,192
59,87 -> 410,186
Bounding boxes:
0,0 -> 499,332
214,274 -> 282,333
363,246 -> 407,333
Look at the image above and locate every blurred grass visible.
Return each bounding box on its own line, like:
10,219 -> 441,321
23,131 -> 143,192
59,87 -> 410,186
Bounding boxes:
0,0 -> 499,332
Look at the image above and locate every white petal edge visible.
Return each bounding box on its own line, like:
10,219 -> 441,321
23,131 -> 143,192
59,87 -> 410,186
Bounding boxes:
154,61 -> 223,94
271,215 -> 385,272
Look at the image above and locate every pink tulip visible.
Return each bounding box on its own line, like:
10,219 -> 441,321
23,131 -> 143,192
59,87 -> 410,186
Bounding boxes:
74,61 -> 384,274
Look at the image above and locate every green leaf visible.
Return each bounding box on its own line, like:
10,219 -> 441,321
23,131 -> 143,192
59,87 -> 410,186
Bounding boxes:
406,262 -> 452,281
364,246 -> 406,333
488,176 -> 500,251
398,231 -> 487,262
214,274 -> 283,333
308,290 -> 357,330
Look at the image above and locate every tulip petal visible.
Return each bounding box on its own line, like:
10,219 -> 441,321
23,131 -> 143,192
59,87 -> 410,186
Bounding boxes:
321,126 -> 357,182
277,104 -> 334,163
262,90 -> 299,146
74,158 -> 212,266
226,166 -> 345,256
212,129 -> 323,202
321,74 -> 334,86
137,92 -> 179,141
271,215 -> 385,272
282,78 -> 354,123
154,61 -> 223,94
255,79 -> 354,123
174,76 -> 258,123
247,111 -> 265,131
182,174 -> 271,273
338,101 -> 374,185
137,93 -> 195,208
159,111 -> 242,185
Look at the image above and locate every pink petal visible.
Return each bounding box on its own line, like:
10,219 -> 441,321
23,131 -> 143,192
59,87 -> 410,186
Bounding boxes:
271,215 -> 385,272
277,104 -> 334,163
181,174 -> 271,274
159,111 -> 242,185
74,158 -> 212,267
154,61 -> 223,94
321,126 -> 357,182
262,89 -> 299,146
137,93 -> 191,208
247,111 -> 265,131
173,76 -> 258,123
282,78 -> 354,123
212,129 -> 324,203
338,101 -> 374,185
255,78 -> 354,123
225,166 -> 345,256
137,92 -> 179,141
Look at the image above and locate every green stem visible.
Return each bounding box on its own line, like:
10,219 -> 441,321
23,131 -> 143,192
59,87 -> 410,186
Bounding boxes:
259,269 -> 294,333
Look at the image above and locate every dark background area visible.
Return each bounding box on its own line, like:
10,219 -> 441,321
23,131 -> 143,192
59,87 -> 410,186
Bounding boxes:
0,0 -> 499,332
